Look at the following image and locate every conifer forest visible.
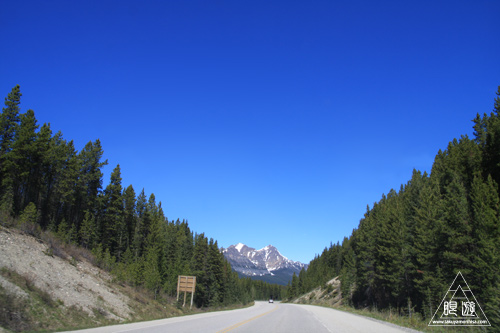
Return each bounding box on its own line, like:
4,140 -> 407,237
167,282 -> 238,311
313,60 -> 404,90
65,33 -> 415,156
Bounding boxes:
0,85 -> 283,308
288,86 -> 500,326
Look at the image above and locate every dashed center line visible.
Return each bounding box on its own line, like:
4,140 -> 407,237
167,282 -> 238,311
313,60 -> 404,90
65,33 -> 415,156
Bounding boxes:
217,305 -> 280,333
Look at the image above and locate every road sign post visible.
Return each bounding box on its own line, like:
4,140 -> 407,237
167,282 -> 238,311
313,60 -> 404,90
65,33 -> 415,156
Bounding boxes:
177,275 -> 196,309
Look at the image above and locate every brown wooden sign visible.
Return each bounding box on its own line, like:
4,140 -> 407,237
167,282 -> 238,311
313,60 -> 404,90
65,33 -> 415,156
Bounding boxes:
177,275 -> 196,309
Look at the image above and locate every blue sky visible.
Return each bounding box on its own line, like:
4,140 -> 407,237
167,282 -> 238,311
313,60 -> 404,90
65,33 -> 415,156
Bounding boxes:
1,1 -> 499,264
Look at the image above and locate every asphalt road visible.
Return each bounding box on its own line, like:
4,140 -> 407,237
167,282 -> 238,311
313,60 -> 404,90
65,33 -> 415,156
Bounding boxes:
71,301 -> 418,333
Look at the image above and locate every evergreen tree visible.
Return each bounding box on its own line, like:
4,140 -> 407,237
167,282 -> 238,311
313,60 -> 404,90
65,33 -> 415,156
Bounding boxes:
77,139 -> 107,224
143,245 -> 162,299
37,126 -> 60,225
373,189 -> 410,310
54,140 -> 80,228
11,109 -> 39,214
340,236 -> 356,304
57,218 -> 69,243
132,189 -> 148,258
18,202 -> 37,225
101,164 -> 124,257
413,176 -> 446,318
27,123 -> 52,226
79,210 -> 97,249
192,233 -> 209,307
472,112 -> 488,147
122,185 -> 136,250
0,85 -> 22,212
207,239 -> 224,306
0,85 -> 21,154
289,272 -> 299,299
352,205 -> 377,306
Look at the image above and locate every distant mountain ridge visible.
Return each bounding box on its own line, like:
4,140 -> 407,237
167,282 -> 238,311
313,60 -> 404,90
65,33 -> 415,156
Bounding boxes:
222,243 -> 307,285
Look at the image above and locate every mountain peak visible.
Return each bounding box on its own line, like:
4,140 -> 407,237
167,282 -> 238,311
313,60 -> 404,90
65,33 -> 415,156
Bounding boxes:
222,243 -> 307,285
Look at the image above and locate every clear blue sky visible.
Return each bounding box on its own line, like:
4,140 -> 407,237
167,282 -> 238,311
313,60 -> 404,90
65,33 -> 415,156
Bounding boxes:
1,1 -> 499,264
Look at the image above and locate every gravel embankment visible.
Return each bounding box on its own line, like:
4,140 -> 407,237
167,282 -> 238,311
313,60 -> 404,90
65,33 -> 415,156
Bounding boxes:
0,228 -> 131,321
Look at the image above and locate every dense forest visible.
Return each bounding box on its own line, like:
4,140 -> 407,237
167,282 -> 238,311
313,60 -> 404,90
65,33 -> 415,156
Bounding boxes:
288,86 -> 500,327
0,85 -> 284,307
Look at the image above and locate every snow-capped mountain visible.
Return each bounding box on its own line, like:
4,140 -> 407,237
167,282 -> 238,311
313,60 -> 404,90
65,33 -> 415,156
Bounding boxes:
222,243 -> 308,285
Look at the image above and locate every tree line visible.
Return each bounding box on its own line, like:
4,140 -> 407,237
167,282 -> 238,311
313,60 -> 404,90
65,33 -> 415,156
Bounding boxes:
288,86 -> 500,327
0,85 -> 283,307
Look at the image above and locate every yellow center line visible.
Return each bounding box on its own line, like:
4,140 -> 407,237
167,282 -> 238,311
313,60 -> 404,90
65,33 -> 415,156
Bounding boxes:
216,305 -> 280,333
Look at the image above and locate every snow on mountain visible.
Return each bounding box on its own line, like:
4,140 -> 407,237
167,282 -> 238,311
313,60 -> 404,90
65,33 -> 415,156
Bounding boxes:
221,243 -> 308,285
235,243 -> 245,252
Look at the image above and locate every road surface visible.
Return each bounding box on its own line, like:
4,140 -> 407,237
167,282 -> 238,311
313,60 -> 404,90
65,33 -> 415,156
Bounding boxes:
71,301 -> 419,333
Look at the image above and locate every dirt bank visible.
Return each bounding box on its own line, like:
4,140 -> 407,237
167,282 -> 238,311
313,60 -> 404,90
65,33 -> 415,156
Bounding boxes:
0,227 -> 131,321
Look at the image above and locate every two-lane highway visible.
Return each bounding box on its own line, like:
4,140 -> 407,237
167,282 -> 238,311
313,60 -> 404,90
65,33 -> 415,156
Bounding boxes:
73,301 -> 418,333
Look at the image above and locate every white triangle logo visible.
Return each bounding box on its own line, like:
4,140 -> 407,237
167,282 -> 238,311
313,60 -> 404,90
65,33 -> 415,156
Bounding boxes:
428,271 -> 490,326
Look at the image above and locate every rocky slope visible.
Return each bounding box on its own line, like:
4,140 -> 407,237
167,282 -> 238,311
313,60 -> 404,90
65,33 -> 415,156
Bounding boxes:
222,243 -> 307,285
292,276 -> 342,307
0,226 -> 180,331
0,228 -> 131,320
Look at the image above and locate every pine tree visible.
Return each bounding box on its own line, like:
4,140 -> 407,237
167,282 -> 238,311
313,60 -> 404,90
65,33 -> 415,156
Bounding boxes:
352,205 -> 377,307
54,140 -> 80,229
413,176 -> 446,318
144,194 -> 163,250
57,218 -> 69,243
129,255 -> 145,286
290,272 -> 299,299
207,239 -> 224,306
11,109 -> 39,214
37,127 -> 70,227
472,112 -> 488,147
0,85 -> 22,213
340,236 -> 356,305
132,189 -> 148,258
28,123 -> 52,226
19,202 -> 37,225
123,185 -> 136,250
79,210 -> 97,249
101,164 -> 124,257
143,245 -> 162,299
0,86 -> 21,156
77,139 -> 107,223
298,267 -> 306,295
374,189 -> 410,311
192,233 -> 209,307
